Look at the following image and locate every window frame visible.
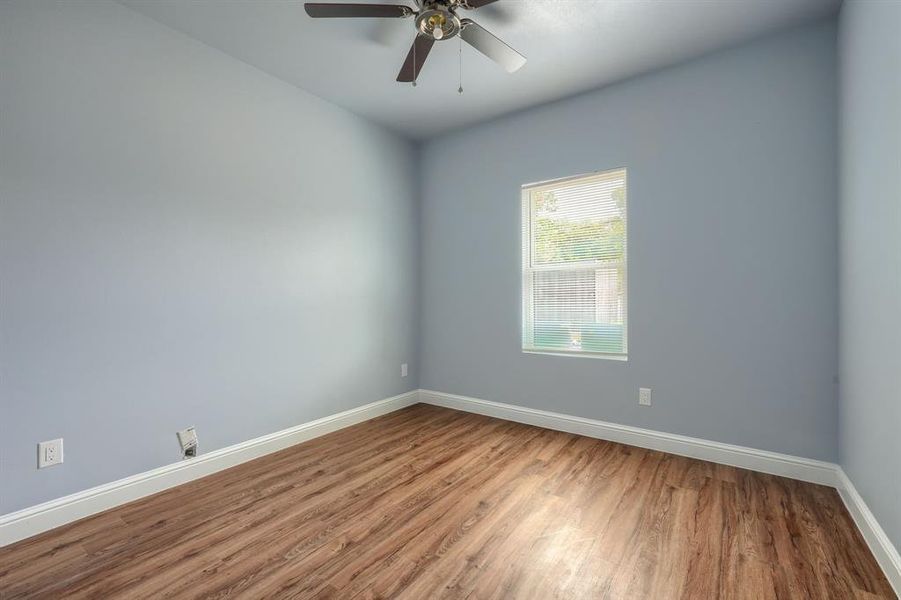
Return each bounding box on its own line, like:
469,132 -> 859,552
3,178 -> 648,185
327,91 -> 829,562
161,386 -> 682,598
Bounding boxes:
521,167 -> 629,361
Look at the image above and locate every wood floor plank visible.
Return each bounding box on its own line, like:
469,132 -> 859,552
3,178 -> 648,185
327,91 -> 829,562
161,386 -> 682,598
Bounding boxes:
0,403 -> 895,599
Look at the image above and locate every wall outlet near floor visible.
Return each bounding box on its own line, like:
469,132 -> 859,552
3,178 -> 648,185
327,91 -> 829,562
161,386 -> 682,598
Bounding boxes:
639,388 -> 652,406
38,438 -> 64,468
400,363 -> 408,378
177,427 -> 198,459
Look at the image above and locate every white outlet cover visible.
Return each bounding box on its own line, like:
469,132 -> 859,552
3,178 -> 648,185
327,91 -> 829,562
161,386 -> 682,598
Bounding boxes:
639,388 -> 652,406
38,438 -> 64,468
401,363 -> 408,378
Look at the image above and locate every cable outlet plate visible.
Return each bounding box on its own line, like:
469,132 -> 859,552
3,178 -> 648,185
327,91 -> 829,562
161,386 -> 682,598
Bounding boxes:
177,427 -> 198,459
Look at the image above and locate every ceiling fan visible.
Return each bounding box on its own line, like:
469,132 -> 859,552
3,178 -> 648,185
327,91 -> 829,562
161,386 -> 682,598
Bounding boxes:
304,1 -> 526,84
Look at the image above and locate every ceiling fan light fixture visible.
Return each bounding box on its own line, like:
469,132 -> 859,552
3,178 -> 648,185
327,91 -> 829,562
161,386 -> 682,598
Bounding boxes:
417,8 -> 460,41
428,13 -> 446,39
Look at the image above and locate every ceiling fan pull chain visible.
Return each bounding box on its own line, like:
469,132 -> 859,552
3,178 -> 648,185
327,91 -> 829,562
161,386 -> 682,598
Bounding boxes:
458,35 -> 464,94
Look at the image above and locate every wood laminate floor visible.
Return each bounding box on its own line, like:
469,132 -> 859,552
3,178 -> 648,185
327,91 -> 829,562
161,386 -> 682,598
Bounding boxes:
0,404 -> 895,599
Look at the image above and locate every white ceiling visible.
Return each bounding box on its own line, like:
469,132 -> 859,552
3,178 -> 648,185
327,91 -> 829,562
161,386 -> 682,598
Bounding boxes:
120,0 -> 840,139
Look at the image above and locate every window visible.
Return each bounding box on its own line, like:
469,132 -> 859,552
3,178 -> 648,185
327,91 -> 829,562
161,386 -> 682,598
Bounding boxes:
522,168 -> 628,359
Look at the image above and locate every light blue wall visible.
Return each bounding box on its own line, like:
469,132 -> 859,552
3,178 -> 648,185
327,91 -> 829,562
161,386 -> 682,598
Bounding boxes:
420,20 -> 839,461
0,0 -> 419,513
0,2 -> 848,519
838,0 -> 901,550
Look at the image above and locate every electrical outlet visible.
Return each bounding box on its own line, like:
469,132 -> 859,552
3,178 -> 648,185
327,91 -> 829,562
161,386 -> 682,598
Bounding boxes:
38,438 -> 64,468
400,363 -> 408,378
639,387 -> 652,406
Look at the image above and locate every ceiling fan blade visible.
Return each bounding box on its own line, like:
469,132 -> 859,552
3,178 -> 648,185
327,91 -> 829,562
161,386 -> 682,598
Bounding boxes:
461,0 -> 499,8
460,19 -> 526,73
396,34 -> 435,82
304,3 -> 412,18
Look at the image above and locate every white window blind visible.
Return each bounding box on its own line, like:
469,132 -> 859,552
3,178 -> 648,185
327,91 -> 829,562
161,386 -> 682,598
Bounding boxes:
522,168 -> 628,358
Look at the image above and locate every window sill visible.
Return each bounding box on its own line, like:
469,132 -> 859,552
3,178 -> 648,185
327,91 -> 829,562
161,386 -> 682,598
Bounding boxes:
522,349 -> 628,362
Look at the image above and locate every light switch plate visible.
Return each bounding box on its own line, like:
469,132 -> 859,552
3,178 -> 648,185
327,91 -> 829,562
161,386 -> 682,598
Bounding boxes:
38,438 -> 64,468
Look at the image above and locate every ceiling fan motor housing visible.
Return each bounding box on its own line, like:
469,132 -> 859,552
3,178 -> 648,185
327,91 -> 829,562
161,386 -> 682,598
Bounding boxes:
416,6 -> 461,40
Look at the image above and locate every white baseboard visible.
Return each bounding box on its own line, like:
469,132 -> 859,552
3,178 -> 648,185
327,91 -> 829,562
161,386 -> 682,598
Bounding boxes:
419,389 -> 839,486
837,469 -> 901,596
4,387 -> 897,597
0,390 -> 418,548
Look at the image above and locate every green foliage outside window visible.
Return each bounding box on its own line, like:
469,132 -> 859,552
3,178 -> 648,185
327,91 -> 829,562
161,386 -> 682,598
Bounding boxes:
533,188 -> 626,265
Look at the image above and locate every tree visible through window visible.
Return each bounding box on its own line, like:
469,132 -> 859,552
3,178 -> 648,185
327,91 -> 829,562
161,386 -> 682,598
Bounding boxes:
522,169 -> 627,357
